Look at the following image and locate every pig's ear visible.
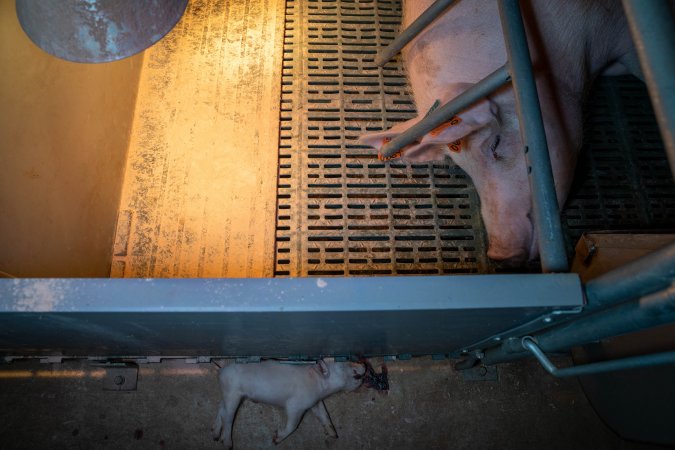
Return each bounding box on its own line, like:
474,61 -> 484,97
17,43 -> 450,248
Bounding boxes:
420,98 -> 499,145
397,143 -> 450,162
357,116 -> 423,151
317,360 -> 330,378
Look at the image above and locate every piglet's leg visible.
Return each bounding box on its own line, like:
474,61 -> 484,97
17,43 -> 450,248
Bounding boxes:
212,395 -> 242,449
212,401 -> 226,441
273,402 -> 306,445
310,401 -> 338,438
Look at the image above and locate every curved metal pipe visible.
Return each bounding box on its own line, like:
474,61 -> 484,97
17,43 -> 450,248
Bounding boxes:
522,336 -> 675,378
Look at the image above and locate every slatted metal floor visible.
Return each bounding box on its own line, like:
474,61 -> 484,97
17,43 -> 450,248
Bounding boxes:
274,0 -> 674,277
275,0 -> 489,277
562,76 -> 675,250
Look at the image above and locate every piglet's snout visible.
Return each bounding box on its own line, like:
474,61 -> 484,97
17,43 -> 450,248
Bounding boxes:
353,363 -> 366,379
345,363 -> 366,390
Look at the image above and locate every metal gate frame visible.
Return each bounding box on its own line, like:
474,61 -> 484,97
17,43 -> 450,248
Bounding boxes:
1,0 -> 674,370
0,275 -> 582,360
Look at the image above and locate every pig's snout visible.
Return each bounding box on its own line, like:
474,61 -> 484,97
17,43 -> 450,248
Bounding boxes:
486,237 -> 531,266
485,211 -> 536,266
487,246 -> 528,266
353,363 -> 366,380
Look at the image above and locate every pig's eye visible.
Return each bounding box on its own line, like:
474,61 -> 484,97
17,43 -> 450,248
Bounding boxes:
489,134 -> 502,161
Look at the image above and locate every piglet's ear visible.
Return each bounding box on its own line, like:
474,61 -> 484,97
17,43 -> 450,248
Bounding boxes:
318,360 -> 330,378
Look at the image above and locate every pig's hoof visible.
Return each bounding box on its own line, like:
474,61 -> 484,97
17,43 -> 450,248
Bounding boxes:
272,432 -> 280,445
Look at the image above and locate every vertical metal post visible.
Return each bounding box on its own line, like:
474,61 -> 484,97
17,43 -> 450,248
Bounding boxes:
374,0 -> 455,67
498,0 -> 568,273
622,0 -> 675,179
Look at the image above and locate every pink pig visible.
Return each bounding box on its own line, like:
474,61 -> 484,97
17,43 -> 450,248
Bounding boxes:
212,360 -> 365,449
360,0 -> 643,265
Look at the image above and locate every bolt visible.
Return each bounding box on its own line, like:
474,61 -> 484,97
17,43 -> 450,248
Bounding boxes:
114,375 -> 126,386
478,366 -> 488,377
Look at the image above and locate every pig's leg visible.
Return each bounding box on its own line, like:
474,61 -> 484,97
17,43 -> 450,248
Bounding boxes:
212,395 -> 242,449
272,401 -> 306,445
310,401 -> 338,438
212,401 -> 225,441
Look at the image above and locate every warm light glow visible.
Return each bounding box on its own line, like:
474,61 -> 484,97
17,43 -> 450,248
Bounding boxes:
0,366 -> 214,379
0,369 -> 106,379
111,0 -> 285,278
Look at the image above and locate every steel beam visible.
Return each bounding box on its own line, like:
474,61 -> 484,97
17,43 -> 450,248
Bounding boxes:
622,0 -> 675,179
0,275 -> 582,358
498,0 -> 568,273
374,0 -> 455,67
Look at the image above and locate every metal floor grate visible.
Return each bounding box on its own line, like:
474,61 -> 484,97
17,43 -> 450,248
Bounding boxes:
275,0 -> 675,277
562,76 -> 675,250
275,0 -> 489,277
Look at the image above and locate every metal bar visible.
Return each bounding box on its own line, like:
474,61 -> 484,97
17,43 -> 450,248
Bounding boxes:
453,305 -> 583,357
522,336 -> 675,378
0,275 -> 583,358
622,0 -> 675,179
498,0 -> 567,273
466,240 -> 675,361
460,240 -> 675,359
481,283 -> 675,365
374,0 -> 455,67
379,64 -> 511,158
585,241 -> 675,310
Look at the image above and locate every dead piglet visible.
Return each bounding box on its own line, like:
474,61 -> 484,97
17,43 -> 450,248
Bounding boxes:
212,359 -> 365,449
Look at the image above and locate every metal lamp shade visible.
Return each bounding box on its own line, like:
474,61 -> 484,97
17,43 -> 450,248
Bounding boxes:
16,0 -> 189,63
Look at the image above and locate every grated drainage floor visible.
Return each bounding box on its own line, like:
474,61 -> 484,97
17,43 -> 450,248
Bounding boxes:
275,0 -> 675,277
563,76 -> 675,250
275,0 -> 489,277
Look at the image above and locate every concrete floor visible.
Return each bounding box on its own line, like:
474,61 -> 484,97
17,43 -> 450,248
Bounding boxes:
0,357 -> 662,450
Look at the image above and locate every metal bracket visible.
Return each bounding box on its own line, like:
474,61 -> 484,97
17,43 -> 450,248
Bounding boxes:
235,356 -> 261,364
580,235 -> 598,264
184,356 -> 212,364
40,356 -> 64,364
460,364 -> 498,381
92,363 -> 138,391
451,307 -> 584,358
